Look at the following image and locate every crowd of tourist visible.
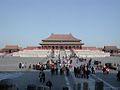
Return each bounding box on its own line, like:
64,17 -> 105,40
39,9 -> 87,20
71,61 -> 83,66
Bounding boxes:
74,64 -> 95,79
50,65 -> 70,76
18,55 -> 120,90
19,62 -> 27,69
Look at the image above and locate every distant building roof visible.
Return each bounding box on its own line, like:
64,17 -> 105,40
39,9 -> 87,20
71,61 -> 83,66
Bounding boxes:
0,49 -> 3,52
82,47 -> 99,50
24,46 -> 38,50
4,45 -> 19,50
103,46 -> 118,51
42,34 -> 81,41
98,48 -> 103,51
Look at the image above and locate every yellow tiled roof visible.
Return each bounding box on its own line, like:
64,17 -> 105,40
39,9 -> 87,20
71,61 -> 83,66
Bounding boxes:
43,34 -> 80,41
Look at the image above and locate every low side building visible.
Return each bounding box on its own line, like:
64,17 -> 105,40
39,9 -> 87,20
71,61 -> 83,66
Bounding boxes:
103,46 -> 118,54
0,49 -> 3,53
24,46 -> 39,50
82,46 -> 99,51
2,45 -> 21,53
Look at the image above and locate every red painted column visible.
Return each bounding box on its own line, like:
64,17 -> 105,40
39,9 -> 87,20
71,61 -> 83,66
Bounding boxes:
80,46 -> 82,49
65,46 -> 67,49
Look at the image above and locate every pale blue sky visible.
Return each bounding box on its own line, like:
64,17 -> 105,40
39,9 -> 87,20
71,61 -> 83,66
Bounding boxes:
0,0 -> 120,48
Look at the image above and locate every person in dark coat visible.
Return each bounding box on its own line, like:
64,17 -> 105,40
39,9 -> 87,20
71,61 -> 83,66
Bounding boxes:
66,67 -> 69,76
74,67 -> 77,77
19,63 -> 22,69
39,71 -> 42,83
91,66 -> 95,74
42,72 -> 45,83
55,67 -> 58,75
51,68 -> 55,75
86,69 -> 90,79
117,71 -> 120,81
46,80 -> 53,90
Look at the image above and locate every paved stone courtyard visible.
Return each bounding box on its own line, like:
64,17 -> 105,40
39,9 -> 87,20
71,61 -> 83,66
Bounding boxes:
0,56 -> 120,90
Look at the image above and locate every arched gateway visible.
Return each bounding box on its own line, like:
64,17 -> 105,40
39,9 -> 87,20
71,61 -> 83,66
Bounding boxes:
40,34 -> 84,50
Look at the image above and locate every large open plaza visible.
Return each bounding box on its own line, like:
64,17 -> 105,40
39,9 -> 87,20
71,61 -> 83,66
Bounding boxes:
0,0 -> 120,90
0,55 -> 120,90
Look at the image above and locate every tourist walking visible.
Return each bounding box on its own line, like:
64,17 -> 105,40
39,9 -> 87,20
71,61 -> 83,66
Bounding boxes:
39,71 -> 46,83
51,67 -> 55,75
39,71 -> 42,83
55,67 -> 58,75
29,64 -> 31,69
86,69 -> 90,79
19,63 -> 22,69
46,80 -> 53,90
66,67 -> 69,76
74,67 -> 77,77
117,71 -> 120,81
42,71 -> 45,83
91,66 -> 95,74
